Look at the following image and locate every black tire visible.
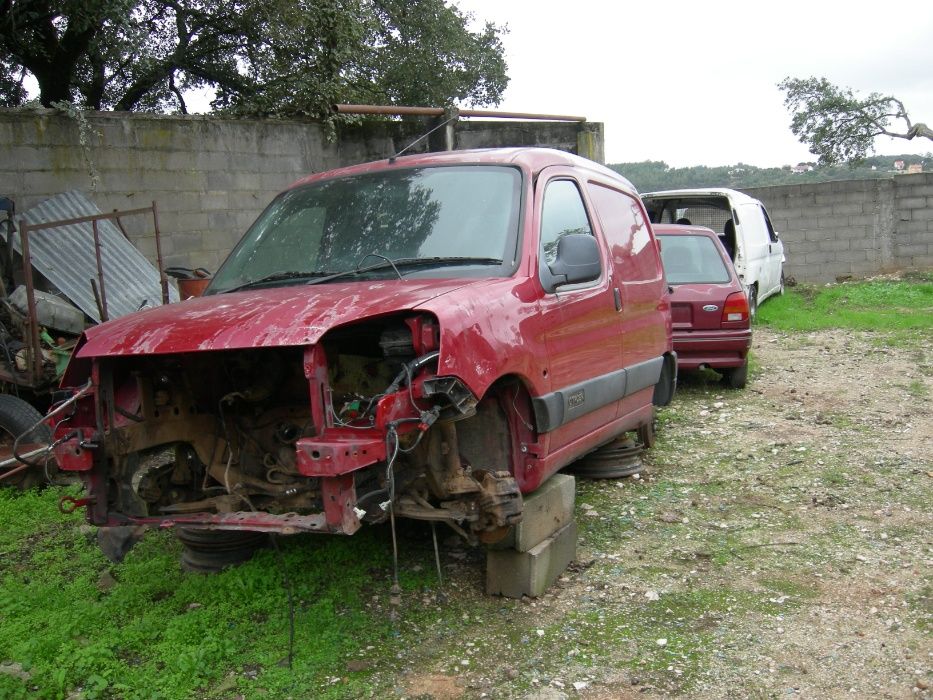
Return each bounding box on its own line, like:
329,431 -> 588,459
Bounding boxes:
0,394 -> 52,489
779,269 -> 785,296
720,361 -> 748,390
748,284 -> 758,322
176,527 -> 269,573
652,355 -> 676,407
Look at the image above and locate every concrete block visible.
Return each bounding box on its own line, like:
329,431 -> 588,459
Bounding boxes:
804,251 -> 833,264
486,521 -> 577,599
846,238 -> 878,250
831,202 -> 863,216
837,249 -> 868,263
818,239 -> 850,252
896,197 -> 928,209
841,225 -> 868,239
899,184 -> 933,197
494,474 -> 575,552
910,208 -> 933,221
896,220 -> 931,234
816,216 -> 844,229
823,262 -> 855,277
897,243 -> 930,257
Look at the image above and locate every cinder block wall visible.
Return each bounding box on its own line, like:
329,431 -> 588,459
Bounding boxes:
0,110 -> 594,272
743,174 -> 933,283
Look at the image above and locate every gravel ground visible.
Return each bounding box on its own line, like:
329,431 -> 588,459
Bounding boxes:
386,327 -> 931,700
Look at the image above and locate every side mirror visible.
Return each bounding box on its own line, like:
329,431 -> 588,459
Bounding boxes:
547,233 -> 601,288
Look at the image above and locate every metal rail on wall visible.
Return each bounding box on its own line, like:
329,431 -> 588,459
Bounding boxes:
333,104 -> 587,122
17,203 -> 169,385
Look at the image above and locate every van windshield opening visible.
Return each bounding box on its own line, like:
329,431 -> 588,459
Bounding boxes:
209,165 -> 522,293
658,234 -> 731,284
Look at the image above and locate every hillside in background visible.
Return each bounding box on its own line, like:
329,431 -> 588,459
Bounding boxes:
610,153 -> 930,192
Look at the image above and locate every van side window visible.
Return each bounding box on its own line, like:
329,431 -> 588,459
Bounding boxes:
587,182 -> 659,280
761,205 -> 778,243
540,180 -> 593,265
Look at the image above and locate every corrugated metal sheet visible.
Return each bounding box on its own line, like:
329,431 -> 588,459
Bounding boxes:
15,191 -> 179,322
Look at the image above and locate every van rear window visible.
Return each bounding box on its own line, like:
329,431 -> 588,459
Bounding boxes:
658,234 -> 731,284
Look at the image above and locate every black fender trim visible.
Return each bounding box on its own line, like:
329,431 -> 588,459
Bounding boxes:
531,356 -> 664,433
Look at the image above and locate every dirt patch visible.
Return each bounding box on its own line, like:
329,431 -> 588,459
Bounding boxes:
387,327 -> 931,699
404,673 -> 465,699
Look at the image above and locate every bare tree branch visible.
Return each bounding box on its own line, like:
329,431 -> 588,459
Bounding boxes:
779,76 -> 931,165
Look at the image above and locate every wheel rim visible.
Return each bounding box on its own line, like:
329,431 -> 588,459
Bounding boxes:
570,436 -> 645,479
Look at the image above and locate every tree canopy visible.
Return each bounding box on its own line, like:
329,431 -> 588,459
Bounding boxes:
779,76 -> 933,166
0,0 -> 508,116
609,153 -> 930,193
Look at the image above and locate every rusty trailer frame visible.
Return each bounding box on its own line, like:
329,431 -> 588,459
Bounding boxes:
14,202 -> 169,389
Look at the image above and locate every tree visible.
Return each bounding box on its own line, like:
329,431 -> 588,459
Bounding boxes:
0,0 -> 508,116
779,76 -> 933,165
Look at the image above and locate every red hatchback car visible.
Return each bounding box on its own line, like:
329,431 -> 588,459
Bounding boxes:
655,224 -> 751,388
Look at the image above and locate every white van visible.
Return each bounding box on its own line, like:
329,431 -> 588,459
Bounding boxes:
641,188 -> 785,316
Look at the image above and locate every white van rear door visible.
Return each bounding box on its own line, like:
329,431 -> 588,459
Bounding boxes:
735,201 -> 771,292
760,204 -> 784,297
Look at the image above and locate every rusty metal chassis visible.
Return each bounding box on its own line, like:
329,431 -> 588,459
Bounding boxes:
57,344 -> 521,537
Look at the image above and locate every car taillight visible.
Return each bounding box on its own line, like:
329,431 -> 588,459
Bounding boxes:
721,291 -> 749,323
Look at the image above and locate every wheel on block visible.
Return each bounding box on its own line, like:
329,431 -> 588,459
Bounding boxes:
176,527 -> 269,573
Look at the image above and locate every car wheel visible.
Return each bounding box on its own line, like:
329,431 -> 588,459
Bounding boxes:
779,269 -> 785,296
177,527 -> 270,573
0,394 -> 52,489
721,361 -> 748,390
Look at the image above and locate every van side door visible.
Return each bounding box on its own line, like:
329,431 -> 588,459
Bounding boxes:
587,182 -> 668,412
534,170 -> 625,454
735,201 -> 771,296
760,204 -> 784,295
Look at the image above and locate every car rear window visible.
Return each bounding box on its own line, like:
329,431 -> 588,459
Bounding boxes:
658,234 -> 731,284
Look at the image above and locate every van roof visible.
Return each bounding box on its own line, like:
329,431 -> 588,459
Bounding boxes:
641,187 -> 762,206
288,147 -> 636,193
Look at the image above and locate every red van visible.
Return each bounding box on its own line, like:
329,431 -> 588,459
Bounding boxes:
51,148 -> 674,557
655,224 -> 751,388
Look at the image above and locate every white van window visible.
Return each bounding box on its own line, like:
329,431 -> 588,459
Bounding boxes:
761,205 -> 779,243
540,180 -> 593,265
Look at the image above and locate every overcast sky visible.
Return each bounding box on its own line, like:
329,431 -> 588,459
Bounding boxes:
453,0 -> 933,167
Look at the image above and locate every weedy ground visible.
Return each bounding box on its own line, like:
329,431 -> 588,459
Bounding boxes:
1,276 -> 931,699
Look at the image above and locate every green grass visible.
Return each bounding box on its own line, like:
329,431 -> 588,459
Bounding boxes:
0,487 -> 450,699
757,277 -> 933,333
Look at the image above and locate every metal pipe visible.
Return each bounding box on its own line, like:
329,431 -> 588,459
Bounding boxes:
91,219 -> 109,322
0,446 -> 50,474
151,201 -> 170,304
18,223 -> 42,384
19,206 -> 156,232
334,104 -> 586,122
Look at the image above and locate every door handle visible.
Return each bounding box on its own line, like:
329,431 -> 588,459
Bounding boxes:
613,287 -> 622,311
